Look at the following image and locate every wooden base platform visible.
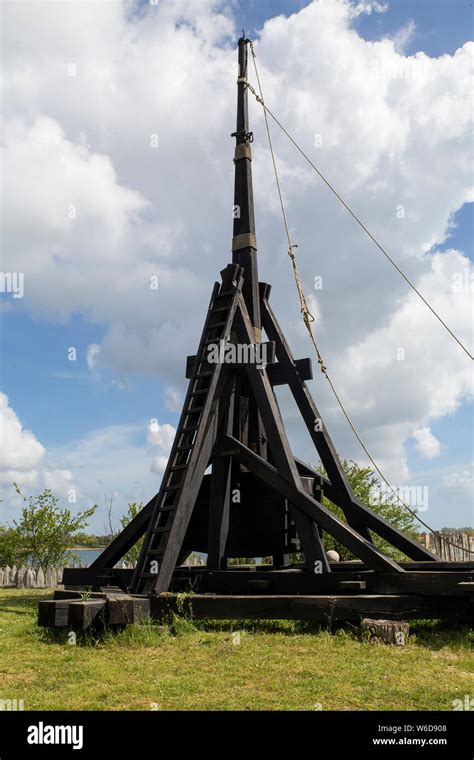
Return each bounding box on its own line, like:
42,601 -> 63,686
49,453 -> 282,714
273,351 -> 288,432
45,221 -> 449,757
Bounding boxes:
38,562 -> 474,629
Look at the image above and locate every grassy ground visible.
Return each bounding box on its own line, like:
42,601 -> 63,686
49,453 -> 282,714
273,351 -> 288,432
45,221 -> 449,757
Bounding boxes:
0,589 -> 472,711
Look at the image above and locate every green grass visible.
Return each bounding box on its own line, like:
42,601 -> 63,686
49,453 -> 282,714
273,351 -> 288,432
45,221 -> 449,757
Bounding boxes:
0,589 -> 472,711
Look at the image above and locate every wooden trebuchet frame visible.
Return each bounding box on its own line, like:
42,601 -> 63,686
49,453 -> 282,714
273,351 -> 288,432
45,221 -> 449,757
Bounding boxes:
40,36 -> 473,629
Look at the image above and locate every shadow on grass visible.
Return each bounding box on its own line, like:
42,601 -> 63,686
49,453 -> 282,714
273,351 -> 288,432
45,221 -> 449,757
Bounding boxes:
0,592 -> 52,617
4,589 -> 471,651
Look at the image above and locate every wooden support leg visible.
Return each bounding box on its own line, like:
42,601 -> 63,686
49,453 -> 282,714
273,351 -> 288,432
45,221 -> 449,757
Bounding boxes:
234,299 -> 329,572
207,454 -> 232,570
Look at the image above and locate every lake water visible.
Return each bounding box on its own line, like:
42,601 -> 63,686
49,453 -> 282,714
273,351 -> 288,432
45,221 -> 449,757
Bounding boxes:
67,549 -> 262,567
67,549 -> 103,566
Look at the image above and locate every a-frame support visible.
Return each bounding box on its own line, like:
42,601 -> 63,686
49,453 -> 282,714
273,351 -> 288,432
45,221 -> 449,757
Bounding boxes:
124,270 -> 441,596
80,33 -> 437,594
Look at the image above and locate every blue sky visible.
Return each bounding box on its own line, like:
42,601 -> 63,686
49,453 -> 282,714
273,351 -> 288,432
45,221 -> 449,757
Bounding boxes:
1,0 -> 472,533
236,0 -> 473,56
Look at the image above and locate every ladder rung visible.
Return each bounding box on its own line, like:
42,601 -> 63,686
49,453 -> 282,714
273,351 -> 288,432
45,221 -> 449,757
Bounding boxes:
158,505 -> 175,513
195,371 -> 213,379
215,290 -> 235,298
186,406 -> 204,413
152,526 -> 171,534
146,549 -> 163,556
207,320 -> 227,329
181,425 -> 199,433
170,464 -> 187,471
139,573 -> 159,580
190,389 -> 208,396
176,444 -> 193,451
164,484 -> 181,492
211,305 -> 231,313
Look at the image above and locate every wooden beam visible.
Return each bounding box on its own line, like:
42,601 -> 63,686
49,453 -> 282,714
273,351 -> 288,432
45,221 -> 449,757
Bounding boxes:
294,457 -> 439,561
207,455 -> 232,570
172,568 -> 474,596
89,501 -> 153,570
150,592 -> 467,622
266,357 -> 313,386
185,342 -> 276,379
68,599 -> 106,630
207,376 -> 235,569
224,434 -> 403,573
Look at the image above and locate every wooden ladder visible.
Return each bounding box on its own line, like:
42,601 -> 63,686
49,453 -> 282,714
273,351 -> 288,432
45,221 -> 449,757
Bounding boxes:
131,265 -> 244,595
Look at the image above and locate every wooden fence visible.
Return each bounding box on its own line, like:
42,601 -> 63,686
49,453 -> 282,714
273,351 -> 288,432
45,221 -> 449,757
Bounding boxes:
0,561 -> 134,588
1,536 -> 470,587
419,531 -> 474,561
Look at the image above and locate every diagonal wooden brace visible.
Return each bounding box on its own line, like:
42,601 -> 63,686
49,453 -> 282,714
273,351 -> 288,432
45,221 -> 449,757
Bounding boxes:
223,434 -> 403,572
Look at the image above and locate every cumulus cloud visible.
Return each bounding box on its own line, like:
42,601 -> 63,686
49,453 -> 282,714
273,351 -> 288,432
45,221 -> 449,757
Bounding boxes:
0,394 -> 76,517
86,343 -> 101,370
164,386 -> 182,412
412,427 -> 441,459
1,0 -> 472,521
146,420 -> 176,451
0,392 -> 45,472
151,455 -> 170,475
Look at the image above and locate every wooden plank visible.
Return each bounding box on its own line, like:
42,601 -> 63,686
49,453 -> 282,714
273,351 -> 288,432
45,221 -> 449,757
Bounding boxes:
68,599 -> 105,630
107,595 -> 150,625
38,600 -> 71,627
185,342 -> 276,379
172,568 -> 474,596
207,451 -> 233,570
150,593 -> 469,622
61,567 -> 133,589
224,434 -> 403,573
266,357 -> 313,386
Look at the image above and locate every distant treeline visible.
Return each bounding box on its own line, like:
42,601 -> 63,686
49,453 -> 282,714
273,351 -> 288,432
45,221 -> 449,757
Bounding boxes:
73,533 -> 112,547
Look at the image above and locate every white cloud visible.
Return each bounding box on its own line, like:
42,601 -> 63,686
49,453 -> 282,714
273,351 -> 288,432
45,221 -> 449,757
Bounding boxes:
164,386 -> 181,412
443,465 -> 473,493
1,0 -> 472,524
146,420 -> 176,451
151,455 -> 170,475
0,394 -> 78,517
86,343 -> 101,370
0,392 -> 45,472
412,427 -> 441,459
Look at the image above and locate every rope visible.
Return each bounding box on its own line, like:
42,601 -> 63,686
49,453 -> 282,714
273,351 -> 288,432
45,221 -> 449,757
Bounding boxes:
246,46 -> 473,362
249,41 -> 474,556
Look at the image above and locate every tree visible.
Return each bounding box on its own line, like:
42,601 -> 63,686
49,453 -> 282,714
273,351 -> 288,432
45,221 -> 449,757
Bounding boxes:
13,487 -> 97,568
0,526 -> 22,566
118,502 -> 145,565
320,460 -> 419,561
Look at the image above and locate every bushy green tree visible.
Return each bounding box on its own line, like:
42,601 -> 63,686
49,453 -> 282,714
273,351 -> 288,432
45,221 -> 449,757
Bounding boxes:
12,487 -> 96,568
0,526 -> 22,566
321,460 -> 419,561
118,502 -> 145,565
